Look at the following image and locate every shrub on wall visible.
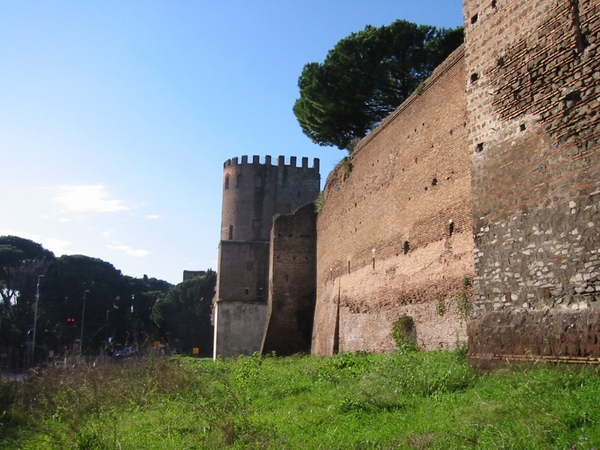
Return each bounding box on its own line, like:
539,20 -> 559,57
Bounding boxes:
392,315 -> 418,352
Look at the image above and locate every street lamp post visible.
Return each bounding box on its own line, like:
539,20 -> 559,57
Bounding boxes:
80,290 -> 89,355
31,274 -> 44,365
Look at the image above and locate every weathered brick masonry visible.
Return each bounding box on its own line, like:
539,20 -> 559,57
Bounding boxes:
214,0 -> 600,362
261,203 -> 317,356
312,47 -> 474,355
214,156 -> 320,358
465,0 -> 600,363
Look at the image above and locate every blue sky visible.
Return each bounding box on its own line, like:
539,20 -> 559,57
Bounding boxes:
0,1 -> 463,285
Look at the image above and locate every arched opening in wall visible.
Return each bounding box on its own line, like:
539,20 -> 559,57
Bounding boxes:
403,241 -> 410,255
224,175 -> 230,190
254,175 -> 262,188
245,288 -> 249,295
236,174 -> 242,188
449,221 -> 455,236
228,225 -> 233,240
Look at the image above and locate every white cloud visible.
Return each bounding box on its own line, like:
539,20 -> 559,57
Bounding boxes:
107,245 -> 151,258
0,230 -> 73,256
145,215 -> 160,220
43,238 -> 75,255
52,185 -> 128,213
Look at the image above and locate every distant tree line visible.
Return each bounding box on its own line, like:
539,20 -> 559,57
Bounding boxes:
0,235 -> 215,368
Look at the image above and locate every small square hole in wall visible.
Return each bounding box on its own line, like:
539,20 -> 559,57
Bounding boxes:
491,0 -> 497,8
403,241 -> 410,254
520,123 -> 526,131
476,142 -> 484,153
471,13 -> 478,24
470,73 -> 479,83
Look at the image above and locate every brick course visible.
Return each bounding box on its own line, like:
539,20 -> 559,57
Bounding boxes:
312,47 -> 474,355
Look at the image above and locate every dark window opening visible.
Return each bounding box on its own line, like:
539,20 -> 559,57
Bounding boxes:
236,174 -> 242,188
449,222 -> 455,236
432,178 -> 437,186
245,288 -> 249,295
347,260 -> 351,274
228,225 -> 233,240
258,288 -> 263,297
372,258 -> 375,270
471,13 -> 478,24
491,0 -> 496,8
403,241 -> 410,255
224,175 -> 230,190
470,73 -> 479,83
519,123 -> 526,131
476,142 -> 484,153
285,273 -> 289,282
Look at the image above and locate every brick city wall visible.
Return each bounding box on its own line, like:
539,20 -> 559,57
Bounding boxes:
261,203 -> 317,356
312,47 -> 474,355
464,0 -> 600,361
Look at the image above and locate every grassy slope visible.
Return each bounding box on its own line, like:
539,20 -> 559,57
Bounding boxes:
2,350 -> 600,449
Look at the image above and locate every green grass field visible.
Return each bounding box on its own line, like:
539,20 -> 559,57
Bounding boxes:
2,349 -> 599,449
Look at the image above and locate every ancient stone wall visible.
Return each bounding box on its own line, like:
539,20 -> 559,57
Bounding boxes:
213,301 -> 268,358
214,156 -> 320,358
312,47 -> 474,355
261,203 -> 317,356
464,0 -> 600,361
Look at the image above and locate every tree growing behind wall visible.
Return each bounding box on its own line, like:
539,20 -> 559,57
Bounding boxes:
293,20 -> 463,150
151,270 -> 216,356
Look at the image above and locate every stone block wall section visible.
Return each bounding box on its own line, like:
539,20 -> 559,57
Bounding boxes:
213,301 -> 268,358
261,203 -> 317,356
464,0 -> 600,362
312,46 -> 474,355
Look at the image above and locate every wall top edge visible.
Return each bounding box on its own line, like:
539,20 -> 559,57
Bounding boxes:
352,44 -> 466,157
223,155 -> 320,171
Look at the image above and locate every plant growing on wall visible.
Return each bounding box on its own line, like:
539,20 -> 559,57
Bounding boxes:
314,192 -> 324,213
436,295 -> 446,316
454,290 -> 472,321
391,315 -> 418,352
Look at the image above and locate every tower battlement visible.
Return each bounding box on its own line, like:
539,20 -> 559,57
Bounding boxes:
223,155 -> 319,172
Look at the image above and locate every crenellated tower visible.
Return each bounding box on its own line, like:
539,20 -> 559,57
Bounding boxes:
214,155 -> 320,357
